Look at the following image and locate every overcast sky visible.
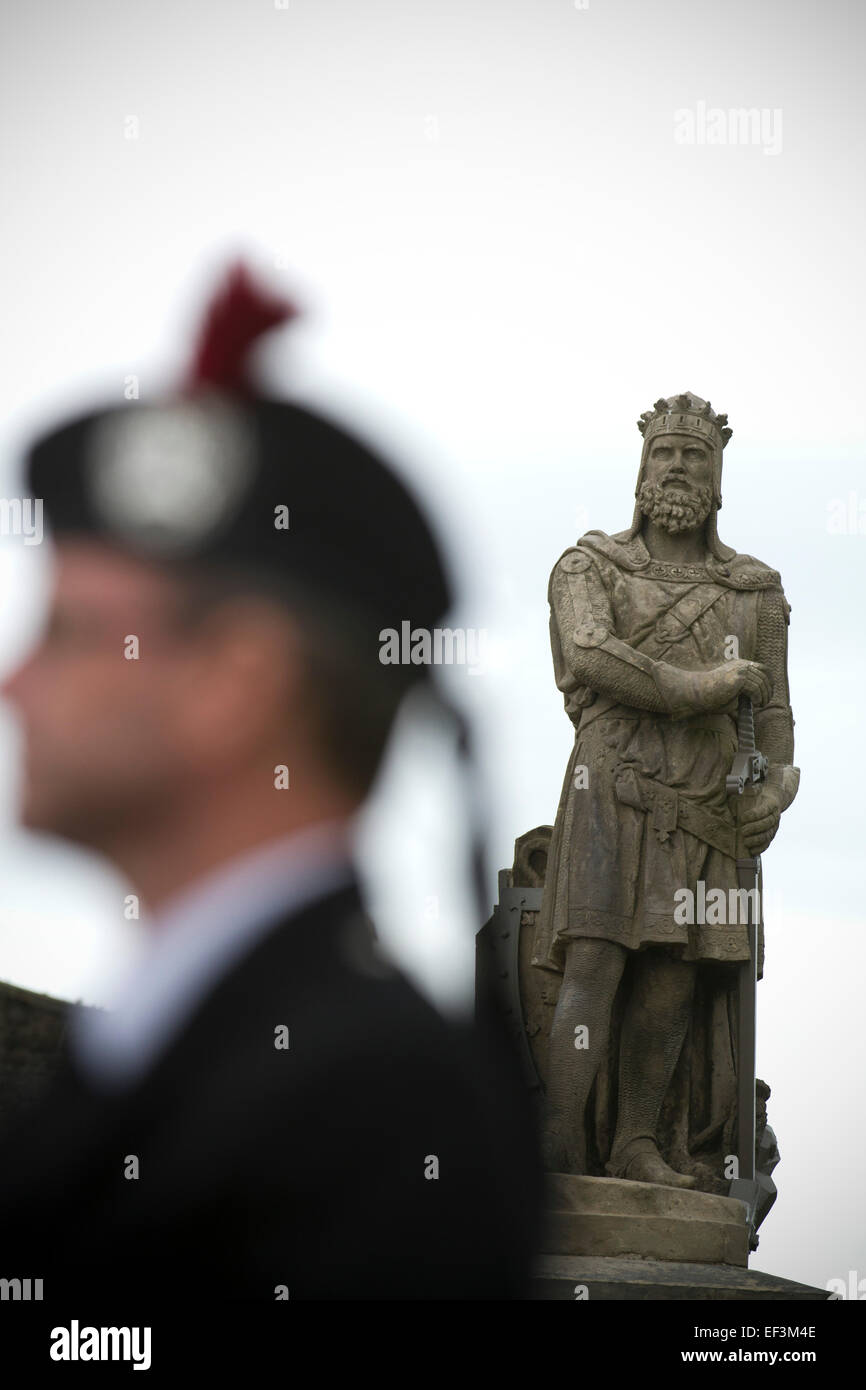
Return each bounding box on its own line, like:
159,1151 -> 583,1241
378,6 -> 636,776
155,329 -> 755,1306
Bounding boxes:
0,0 -> 864,1294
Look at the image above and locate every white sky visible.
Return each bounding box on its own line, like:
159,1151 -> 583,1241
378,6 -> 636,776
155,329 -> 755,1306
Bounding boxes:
0,0 -> 864,1294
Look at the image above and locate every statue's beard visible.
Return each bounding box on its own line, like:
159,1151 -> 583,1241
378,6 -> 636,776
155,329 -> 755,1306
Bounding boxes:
637,480 -> 714,534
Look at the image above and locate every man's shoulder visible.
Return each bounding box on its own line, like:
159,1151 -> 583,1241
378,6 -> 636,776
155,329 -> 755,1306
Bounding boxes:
170,892 -> 477,1093
189,916 -> 523,1182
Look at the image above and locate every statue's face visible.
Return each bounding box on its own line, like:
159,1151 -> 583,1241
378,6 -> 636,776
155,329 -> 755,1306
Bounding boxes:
642,433 -> 713,493
637,432 -> 715,534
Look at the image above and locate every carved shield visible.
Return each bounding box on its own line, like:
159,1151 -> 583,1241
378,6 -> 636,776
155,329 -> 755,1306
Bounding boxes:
476,825 -> 559,1096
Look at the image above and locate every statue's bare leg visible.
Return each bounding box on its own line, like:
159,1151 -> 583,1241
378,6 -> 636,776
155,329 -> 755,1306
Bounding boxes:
606,947 -> 697,1188
541,937 -> 627,1173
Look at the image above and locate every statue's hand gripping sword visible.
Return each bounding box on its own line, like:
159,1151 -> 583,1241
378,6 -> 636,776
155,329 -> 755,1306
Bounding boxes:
725,693 -> 768,1248
726,694 -> 768,800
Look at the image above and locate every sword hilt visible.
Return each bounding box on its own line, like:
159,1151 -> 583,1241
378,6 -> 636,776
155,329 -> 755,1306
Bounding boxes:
726,694 -> 769,796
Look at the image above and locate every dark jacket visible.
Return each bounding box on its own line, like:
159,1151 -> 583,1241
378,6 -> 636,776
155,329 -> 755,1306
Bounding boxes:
0,880 -> 542,1302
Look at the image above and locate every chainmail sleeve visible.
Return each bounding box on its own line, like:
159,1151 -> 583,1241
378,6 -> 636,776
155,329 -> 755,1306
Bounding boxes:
754,585 -> 795,765
754,583 -> 799,808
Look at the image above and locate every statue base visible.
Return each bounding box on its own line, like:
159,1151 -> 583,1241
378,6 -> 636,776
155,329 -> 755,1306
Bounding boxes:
541,1172 -> 749,1265
533,1174 -> 828,1300
532,1255 -> 830,1300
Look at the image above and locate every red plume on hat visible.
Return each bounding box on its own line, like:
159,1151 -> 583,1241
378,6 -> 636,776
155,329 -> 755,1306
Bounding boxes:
26,258 -> 453,632
183,260 -> 300,398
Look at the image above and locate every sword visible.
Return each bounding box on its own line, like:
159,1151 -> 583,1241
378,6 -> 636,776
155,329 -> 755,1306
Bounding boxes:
725,692 -> 768,1248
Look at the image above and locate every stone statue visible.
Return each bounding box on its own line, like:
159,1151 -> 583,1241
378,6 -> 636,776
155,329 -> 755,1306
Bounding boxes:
534,392 -> 799,1193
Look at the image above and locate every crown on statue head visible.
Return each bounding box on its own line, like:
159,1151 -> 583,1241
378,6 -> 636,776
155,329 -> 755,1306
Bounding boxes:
637,392 -> 732,451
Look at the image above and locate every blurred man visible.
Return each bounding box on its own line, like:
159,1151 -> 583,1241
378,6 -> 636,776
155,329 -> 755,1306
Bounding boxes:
0,265 -> 542,1303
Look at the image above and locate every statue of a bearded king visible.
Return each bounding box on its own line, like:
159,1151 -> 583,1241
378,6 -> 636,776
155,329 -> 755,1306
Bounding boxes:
534,392 -> 799,1192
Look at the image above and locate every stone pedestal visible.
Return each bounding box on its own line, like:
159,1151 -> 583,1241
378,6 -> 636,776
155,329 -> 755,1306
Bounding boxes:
533,1174 -> 828,1301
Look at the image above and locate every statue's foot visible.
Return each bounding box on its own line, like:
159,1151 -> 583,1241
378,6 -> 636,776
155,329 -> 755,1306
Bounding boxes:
621,1151 -> 696,1189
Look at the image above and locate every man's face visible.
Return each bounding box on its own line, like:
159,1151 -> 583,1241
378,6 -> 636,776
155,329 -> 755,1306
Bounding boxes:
638,432 -> 715,533
0,540 -> 202,847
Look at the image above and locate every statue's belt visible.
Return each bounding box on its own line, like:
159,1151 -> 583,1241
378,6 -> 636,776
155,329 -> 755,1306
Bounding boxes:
612,763 -> 737,858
